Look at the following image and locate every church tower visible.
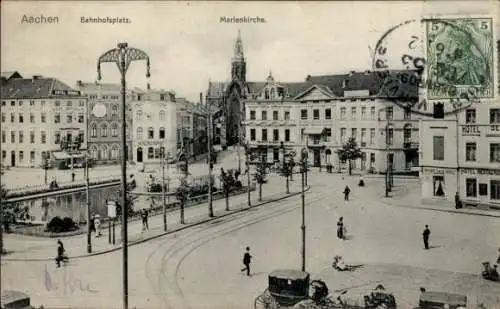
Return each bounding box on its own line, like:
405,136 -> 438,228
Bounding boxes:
231,30 -> 246,83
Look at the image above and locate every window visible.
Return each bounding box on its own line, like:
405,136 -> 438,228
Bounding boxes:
1,151 -> 5,161
351,107 -> 356,119
433,175 -> 445,197
273,111 -> 279,120
250,129 -> 256,141
491,180 -> 500,200
404,108 -> 411,120
159,127 -> 165,139
370,153 -> 375,163
160,110 -> 166,121
340,107 -> 346,119
148,147 -> 154,159
325,108 -> 331,120
67,101 -> 72,107
112,105 -> 118,119
41,113 -> 46,123
324,128 -> 332,142
301,109 -> 308,120
55,132 -> 61,144
41,131 -> 46,144
18,131 -> 23,143
111,145 -> 119,160
100,124 -> 108,137
384,128 -> 392,145
78,131 -> 84,144
361,128 -> 367,142
351,128 -> 357,139
490,143 -> 500,163
1,113 -> 4,123
30,113 -> 35,123
79,100 -> 85,107
466,109 -> 476,123
313,109 -> 319,120
30,131 -> 35,143
433,136 -> 445,160
10,101 -> 14,106
404,125 -> 412,142
284,111 -> 290,120
91,124 -> 97,137
55,100 -> 61,107
490,109 -> 500,123
29,101 -> 34,106
148,127 -> 154,139
10,113 -> 15,123
386,107 -> 393,120
273,129 -> 279,141
67,114 -> 73,123
261,111 -> 267,120
262,129 -> 268,141
78,113 -> 84,123
54,113 -> 60,123
466,178 -> 477,197
340,128 -> 346,141
1,131 -> 5,143
264,89 -> 269,100
465,142 -> 477,161
19,114 -> 24,123
136,110 -> 143,121
370,128 -> 376,144
137,127 -> 143,140
479,183 -> 488,196
361,107 -> 367,119
370,107 -> 376,120
250,110 -> 256,120
11,131 -> 15,143
112,123 -> 118,137
301,128 -> 305,141
19,151 -> 24,163
30,151 -> 35,163
285,129 -> 290,142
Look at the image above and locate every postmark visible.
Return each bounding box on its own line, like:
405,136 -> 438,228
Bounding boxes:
426,18 -> 494,100
372,18 -> 484,116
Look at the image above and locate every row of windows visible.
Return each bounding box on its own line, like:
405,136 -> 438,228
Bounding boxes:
135,110 -> 168,121
1,130 -> 84,144
464,108 -> 500,124
136,127 -> 166,140
1,112 -> 84,124
1,150 -> 40,163
466,179 -> 500,200
90,123 -> 127,138
433,136 -> 500,163
1,100 -> 85,107
88,95 -> 120,100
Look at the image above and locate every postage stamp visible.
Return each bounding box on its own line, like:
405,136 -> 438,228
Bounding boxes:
425,17 -> 494,100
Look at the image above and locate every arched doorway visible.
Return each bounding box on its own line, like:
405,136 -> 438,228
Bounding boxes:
137,147 -> 143,163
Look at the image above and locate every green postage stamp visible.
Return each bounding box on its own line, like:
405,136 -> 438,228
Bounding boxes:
426,17 -> 494,100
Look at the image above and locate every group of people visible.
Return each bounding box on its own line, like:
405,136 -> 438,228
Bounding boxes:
89,214 -> 102,237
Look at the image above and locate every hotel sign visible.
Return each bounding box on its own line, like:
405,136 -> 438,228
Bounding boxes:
137,141 -> 164,147
461,168 -> 500,176
461,125 -> 481,136
423,168 -> 455,175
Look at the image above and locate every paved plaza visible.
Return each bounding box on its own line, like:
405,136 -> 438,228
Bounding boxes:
2,168 -> 500,309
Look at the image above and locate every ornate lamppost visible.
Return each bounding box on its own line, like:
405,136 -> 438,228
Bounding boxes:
97,42 -> 150,309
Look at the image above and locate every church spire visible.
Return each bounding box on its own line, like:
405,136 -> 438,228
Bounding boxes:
233,29 -> 244,61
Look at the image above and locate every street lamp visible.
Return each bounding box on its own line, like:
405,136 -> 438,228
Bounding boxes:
85,151 -> 91,253
206,99 -> 214,217
280,142 -> 289,194
300,156 -> 307,271
378,108 -> 391,198
244,141 -> 251,207
97,42 -> 150,309
161,147 -> 167,231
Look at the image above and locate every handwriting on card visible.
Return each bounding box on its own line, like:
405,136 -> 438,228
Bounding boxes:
44,265 -> 98,294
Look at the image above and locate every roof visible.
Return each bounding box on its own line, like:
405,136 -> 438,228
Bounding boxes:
207,81 -> 227,97
76,82 -> 144,94
269,269 -> 309,280
1,76 -> 83,99
1,71 -> 22,80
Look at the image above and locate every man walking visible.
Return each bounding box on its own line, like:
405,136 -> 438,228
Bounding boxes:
337,217 -> 345,240
241,246 -> 252,276
423,225 -> 431,250
141,209 -> 149,232
343,186 -> 351,201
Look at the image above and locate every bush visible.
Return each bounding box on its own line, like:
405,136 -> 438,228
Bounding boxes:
45,216 -> 78,233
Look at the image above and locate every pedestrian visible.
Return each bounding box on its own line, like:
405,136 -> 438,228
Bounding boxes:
55,239 -> 65,268
94,215 -> 101,238
89,214 -> 96,234
241,246 -> 252,276
337,217 -> 344,240
71,172 -> 75,182
423,225 -> 431,250
142,209 -> 149,232
455,192 -> 461,209
343,186 -> 351,201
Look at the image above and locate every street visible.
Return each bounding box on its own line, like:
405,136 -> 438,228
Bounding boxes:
2,171 -> 500,309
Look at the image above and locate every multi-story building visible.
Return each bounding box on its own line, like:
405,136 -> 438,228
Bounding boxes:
419,103 -> 500,208
1,72 -> 87,167
131,88 -> 177,163
243,71 -> 424,173
186,97 -> 208,157
76,81 -> 144,164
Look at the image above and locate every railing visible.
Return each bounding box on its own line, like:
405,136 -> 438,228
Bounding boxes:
403,141 -> 419,149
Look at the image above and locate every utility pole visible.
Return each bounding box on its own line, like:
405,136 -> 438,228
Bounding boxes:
207,100 -> 214,217
385,112 -> 390,198
245,143 -> 251,207
161,148 -> 167,231
85,152 -> 91,253
301,158 -> 306,271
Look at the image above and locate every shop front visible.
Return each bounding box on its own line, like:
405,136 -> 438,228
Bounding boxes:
134,140 -> 168,163
421,167 -> 458,204
459,167 -> 500,208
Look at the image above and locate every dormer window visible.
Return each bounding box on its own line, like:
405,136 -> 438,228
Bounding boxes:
270,88 -> 276,99
265,89 -> 270,100
342,79 -> 349,88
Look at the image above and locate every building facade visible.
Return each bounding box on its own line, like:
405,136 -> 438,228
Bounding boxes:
244,71 -> 424,173
76,81 -> 144,164
131,89 -> 177,163
1,73 -> 87,167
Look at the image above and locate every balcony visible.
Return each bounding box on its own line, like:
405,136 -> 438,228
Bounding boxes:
249,140 -> 293,147
403,140 -> 419,149
486,124 -> 500,137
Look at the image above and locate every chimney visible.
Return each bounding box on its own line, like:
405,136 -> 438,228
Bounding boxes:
305,75 -> 312,81
199,92 -> 203,104
32,75 -> 42,82
147,83 -> 151,90
77,80 -> 83,86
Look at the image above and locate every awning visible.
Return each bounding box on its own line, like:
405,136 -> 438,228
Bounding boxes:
303,127 -> 325,135
52,152 -> 71,160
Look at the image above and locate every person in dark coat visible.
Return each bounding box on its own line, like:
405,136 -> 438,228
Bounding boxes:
141,209 -> 149,232
241,246 -> 252,276
343,186 -> 351,201
55,239 -> 65,267
337,217 -> 344,240
423,225 -> 431,250
71,172 -> 75,182
89,214 -> 96,234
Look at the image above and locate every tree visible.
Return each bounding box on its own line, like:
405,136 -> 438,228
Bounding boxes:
220,168 -> 234,211
280,157 -> 292,194
253,157 -> 268,201
336,137 -> 363,176
175,177 -> 190,224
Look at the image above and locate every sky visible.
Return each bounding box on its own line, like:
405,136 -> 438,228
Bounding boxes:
1,1 -> 499,103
